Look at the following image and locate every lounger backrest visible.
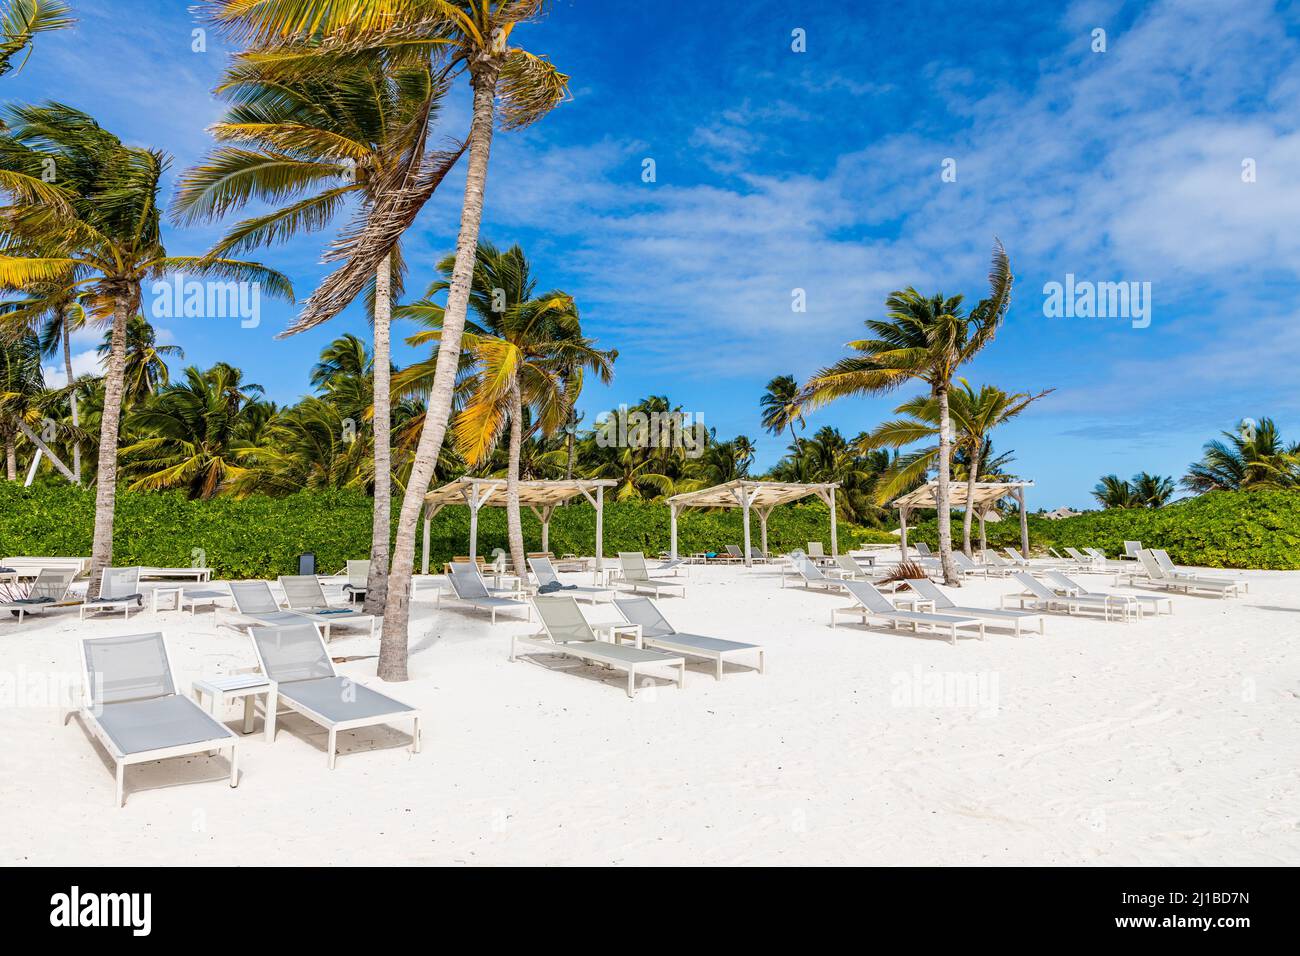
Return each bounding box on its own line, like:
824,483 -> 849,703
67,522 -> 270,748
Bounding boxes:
618,552 -> 649,581
449,569 -> 489,599
279,574 -> 328,609
835,555 -> 861,577
28,567 -> 74,601
1065,547 -> 1089,562
905,577 -> 954,610
83,632 -> 174,707
843,579 -> 897,614
249,622 -> 335,684
613,596 -> 675,638
99,566 -> 140,600
1012,571 -> 1056,600
534,595 -> 595,644
952,552 -> 977,571
725,545 -> 743,559
792,553 -> 827,581
1152,549 -> 1177,572
1044,569 -> 1081,593
1004,548 -> 1028,564
1083,547 -> 1105,561
528,556 -> 559,587
913,542 -> 931,556
1137,549 -> 1165,579
230,580 -> 280,614
345,560 -> 369,586
985,551 -> 1011,566
1124,540 -> 1142,558
808,542 -> 825,557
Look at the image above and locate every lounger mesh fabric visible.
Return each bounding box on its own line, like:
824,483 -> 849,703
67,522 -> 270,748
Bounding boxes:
28,568 -> 73,602
96,695 -> 232,754
89,567 -> 140,604
230,580 -> 282,614
251,623 -> 335,684
530,557 -> 560,587
842,580 -> 897,614
281,575 -> 328,609
277,676 -> 414,722
84,633 -> 175,705
619,552 -> 650,578
534,595 -> 595,643
613,597 -> 675,638
449,569 -> 490,599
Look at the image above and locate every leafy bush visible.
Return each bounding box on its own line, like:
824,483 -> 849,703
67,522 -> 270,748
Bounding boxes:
903,490 -> 1300,569
0,484 -> 894,578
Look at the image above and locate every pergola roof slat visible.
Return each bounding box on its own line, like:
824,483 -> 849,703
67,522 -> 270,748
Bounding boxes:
424,476 -> 618,509
889,481 -> 1033,511
667,479 -> 840,511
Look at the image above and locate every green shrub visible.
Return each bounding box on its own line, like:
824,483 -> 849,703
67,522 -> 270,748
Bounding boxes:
0,484 -> 893,578
902,490 -> 1300,569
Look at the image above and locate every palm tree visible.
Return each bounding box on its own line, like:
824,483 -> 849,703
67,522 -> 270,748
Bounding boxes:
760,373 -> 804,452
396,241 -> 613,577
1182,417 -> 1299,492
1132,472 -> 1175,508
204,0 -> 572,680
173,57 -> 457,616
0,0 -> 74,77
119,364 -> 266,498
861,382 -> 1050,554
97,314 -> 182,406
1092,474 -> 1136,509
0,327 -> 39,477
800,241 -> 1013,584
0,102 -> 292,589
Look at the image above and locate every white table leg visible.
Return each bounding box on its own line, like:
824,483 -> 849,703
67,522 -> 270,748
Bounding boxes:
264,688 -> 277,743
242,695 -> 255,734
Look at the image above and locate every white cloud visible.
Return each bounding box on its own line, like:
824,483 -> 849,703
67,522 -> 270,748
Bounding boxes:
43,350 -> 101,387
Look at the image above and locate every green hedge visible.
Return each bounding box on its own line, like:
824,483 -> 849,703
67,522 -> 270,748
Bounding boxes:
0,483 -> 894,578
903,490 -> 1300,569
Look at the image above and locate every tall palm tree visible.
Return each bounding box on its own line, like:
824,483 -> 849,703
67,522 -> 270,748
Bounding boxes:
0,102 -> 292,589
0,327 -> 40,477
861,382 -> 1050,554
1131,472 -> 1176,508
396,241 -> 613,577
173,57 -> 457,615
0,0 -> 74,77
800,241 -> 1012,584
1182,417 -> 1299,492
1093,474 -> 1137,509
760,374 -> 804,453
97,314 -> 182,406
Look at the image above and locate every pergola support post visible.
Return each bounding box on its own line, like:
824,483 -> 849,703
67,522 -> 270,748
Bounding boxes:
757,505 -> 774,558
421,508 -> 431,575
740,487 -> 753,568
595,485 -> 605,572
829,486 -> 838,556
670,503 -> 679,560
899,506 -> 910,559
979,512 -> 987,557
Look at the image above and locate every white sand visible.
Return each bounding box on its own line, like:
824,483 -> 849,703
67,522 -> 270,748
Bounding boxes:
2,559 -> 1297,866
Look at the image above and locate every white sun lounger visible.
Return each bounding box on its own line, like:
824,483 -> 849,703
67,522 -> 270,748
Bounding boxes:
226,580 -> 369,638
1,567 -> 77,623
511,594 -> 686,698
614,595 -> 764,680
138,566 -> 214,582
529,556 -> 614,604
827,553 -> 874,581
79,567 -> 144,620
279,574 -> 378,637
1043,569 -> 1173,616
1003,571 -> 1140,621
1152,549 -> 1248,594
1133,551 -> 1243,598
831,579 -> 985,645
617,552 -> 686,598
952,551 -> 1002,578
340,559 -> 369,602
77,632 -> 239,806
781,553 -> 849,592
439,566 -> 531,623
247,621 -> 420,768
905,577 -> 1046,636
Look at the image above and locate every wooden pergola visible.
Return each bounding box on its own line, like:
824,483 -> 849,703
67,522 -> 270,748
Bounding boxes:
665,480 -> 840,567
890,480 -> 1033,558
421,477 -> 618,573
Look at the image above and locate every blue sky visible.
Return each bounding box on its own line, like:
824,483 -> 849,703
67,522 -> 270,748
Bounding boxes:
8,0 -> 1300,508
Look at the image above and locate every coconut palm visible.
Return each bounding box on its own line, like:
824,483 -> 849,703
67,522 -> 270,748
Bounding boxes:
118,364 -> 267,498
1132,472 -> 1176,508
800,241 -> 1013,584
1182,417 -> 1299,492
0,0 -> 74,78
0,102 -> 292,588
173,58 -> 458,614
97,314 -> 182,406
760,373 -> 804,452
1093,474 -> 1136,509
860,382 -> 1050,554
203,0 -> 572,679
396,241 -> 613,577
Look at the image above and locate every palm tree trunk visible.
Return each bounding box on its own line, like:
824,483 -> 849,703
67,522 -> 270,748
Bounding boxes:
506,379 -> 527,577
378,61 -> 502,682
61,310 -> 80,484
89,294 -> 132,593
565,409 -> 577,480
962,441 -> 981,557
935,385 -> 959,586
4,438 -> 14,480
364,253 -> 393,616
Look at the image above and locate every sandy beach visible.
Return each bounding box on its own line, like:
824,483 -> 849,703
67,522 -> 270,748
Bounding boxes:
2,558 -> 1296,867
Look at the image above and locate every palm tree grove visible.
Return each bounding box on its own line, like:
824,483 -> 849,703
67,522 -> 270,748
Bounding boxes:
0,1 -> 1296,881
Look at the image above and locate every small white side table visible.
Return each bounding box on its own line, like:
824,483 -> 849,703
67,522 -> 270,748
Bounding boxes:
153,585 -> 233,614
192,674 -> 277,743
